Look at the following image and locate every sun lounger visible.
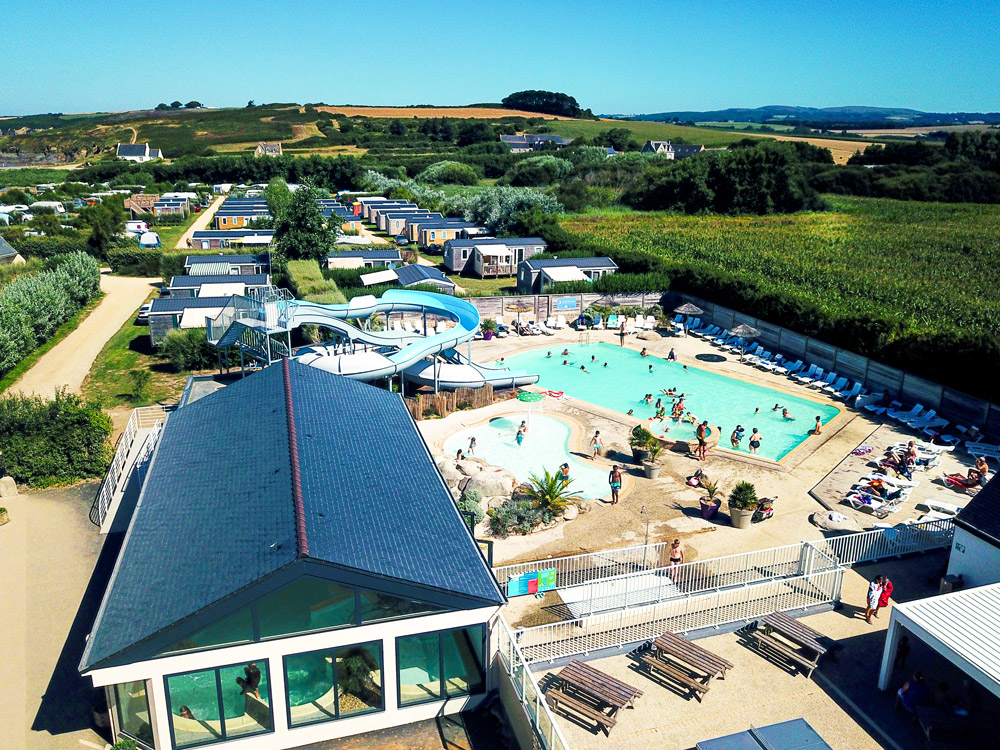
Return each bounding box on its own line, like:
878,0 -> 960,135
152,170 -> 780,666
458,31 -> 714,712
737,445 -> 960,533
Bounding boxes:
536,319 -> 555,335
778,360 -> 804,376
905,409 -> 937,428
860,473 -> 920,489
889,440 -> 953,454
917,499 -> 960,516
545,317 -> 558,330
833,382 -> 862,401
843,492 -> 903,518
966,441 -> 1000,459
624,317 -> 638,334
644,315 -> 658,329
888,403 -> 924,422
807,371 -> 835,389
555,315 -> 568,329
761,357 -> 794,374
606,314 -> 619,329
937,426 -> 967,446
919,418 -> 949,436
757,354 -> 787,371
792,365 -> 821,384
691,324 -> 717,338
403,320 -> 415,333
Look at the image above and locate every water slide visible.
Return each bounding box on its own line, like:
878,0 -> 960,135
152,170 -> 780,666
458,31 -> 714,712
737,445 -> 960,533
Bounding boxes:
284,289 -> 538,389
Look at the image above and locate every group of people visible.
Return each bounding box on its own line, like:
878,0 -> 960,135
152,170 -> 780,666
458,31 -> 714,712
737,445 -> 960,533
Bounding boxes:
943,455 -> 990,489
894,668 -> 980,719
865,574 -> 894,624
730,426 -> 764,454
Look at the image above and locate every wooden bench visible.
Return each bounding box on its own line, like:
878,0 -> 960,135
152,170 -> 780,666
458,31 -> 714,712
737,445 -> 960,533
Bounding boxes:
653,631 -> 734,680
638,653 -> 711,701
915,706 -> 992,741
546,687 -> 617,736
751,631 -> 820,678
761,611 -> 828,656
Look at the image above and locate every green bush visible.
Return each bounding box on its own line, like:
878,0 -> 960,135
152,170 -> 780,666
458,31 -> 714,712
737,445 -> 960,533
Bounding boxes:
416,160 -> 479,185
112,738 -> 138,750
487,498 -> 543,539
160,328 -> 217,371
458,489 -> 485,526
9,235 -> 91,259
107,247 -> 164,276
0,390 -> 112,486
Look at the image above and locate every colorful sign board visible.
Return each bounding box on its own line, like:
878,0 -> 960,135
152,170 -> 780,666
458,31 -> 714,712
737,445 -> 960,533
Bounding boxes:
508,568 -> 557,597
554,297 -> 579,311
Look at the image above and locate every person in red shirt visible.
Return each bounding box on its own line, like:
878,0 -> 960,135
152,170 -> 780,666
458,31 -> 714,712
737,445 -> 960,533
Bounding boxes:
876,575 -> 893,618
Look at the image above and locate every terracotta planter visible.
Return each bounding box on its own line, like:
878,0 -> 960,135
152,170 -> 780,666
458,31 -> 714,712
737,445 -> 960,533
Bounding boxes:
643,462 -> 661,479
729,506 -> 754,529
699,499 -> 721,520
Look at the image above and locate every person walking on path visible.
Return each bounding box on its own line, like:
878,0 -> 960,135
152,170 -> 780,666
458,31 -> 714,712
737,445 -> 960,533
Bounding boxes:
608,465 -> 622,504
590,431 -> 602,459
876,575 -> 893,618
866,575 -> 884,624
696,421 -> 709,461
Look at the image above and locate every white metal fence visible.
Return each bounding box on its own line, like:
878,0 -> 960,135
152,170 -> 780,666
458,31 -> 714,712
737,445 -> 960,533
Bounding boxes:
515,567 -> 846,664
817,518 -> 954,567
497,617 -> 571,750
89,405 -> 173,527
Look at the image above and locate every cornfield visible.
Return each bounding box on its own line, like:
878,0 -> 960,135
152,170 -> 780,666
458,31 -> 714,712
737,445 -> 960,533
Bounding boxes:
563,196 -> 1000,336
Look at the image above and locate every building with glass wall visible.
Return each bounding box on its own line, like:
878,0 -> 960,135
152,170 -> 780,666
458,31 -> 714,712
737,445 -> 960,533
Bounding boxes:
80,360 -> 505,749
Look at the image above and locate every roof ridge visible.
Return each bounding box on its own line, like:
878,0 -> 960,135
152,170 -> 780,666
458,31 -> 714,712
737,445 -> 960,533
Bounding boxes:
282,358 -> 309,558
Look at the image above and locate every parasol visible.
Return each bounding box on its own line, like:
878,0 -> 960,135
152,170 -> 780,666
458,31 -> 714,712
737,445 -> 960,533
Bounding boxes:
727,323 -> 760,361
505,300 -> 534,325
518,391 -> 544,427
673,302 -> 703,316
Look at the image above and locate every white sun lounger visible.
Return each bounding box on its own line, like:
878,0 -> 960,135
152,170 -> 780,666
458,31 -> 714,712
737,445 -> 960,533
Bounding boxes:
644,315 -> 657,329
843,493 -> 902,518
403,320 -> 416,333
834,382 -> 862,401
888,403 -> 924,422
623,317 -> 638,333
792,365 -> 821,384
966,442 -> 1000,459
865,399 -> 901,415
810,372 -> 837,389
859,473 -> 920,489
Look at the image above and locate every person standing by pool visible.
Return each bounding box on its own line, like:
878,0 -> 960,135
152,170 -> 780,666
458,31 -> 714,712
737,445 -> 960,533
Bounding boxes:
590,431 -> 602,459
748,428 -> 762,454
667,348 -> 677,361
609,465 -> 622,504
696,421 -> 709,461
468,436 -> 476,455
814,416 -> 823,435
619,327 -> 626,346
731,425 -> 744,449
520,420 -> 528,433
456,448 -> 464,460
669,539 -> 685,567
866,575 -> 884,624
559,463 -> 571,482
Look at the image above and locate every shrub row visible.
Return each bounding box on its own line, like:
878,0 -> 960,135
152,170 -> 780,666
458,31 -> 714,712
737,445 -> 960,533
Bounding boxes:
0,252 -> 101,374
9,235 -> 90,259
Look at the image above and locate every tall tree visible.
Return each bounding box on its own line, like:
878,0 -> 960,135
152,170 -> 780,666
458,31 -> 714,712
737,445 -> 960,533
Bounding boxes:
274,183 -> 331,261
265,177 -> 293,225
82,201 -> 125,258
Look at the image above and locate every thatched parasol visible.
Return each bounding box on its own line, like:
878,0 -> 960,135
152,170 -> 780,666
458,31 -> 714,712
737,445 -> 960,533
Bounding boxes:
727,323 -> 760,360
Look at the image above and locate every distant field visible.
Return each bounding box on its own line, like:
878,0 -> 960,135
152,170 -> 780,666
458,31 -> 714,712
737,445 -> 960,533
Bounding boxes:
562,196 -> 1000,335
846,124 -> 994,138
314,105 -> 562,119
696,121 -> 795,132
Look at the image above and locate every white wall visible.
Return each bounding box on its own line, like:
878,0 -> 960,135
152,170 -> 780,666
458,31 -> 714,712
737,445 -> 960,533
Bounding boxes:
89,606 -> 499,750
947,527 -> 1000,587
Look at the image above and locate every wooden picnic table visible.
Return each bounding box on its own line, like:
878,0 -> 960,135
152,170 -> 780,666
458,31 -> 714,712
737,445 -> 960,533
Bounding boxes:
762,611 -> 827,655
653,631 -> 735,680
546,660 -> 642,736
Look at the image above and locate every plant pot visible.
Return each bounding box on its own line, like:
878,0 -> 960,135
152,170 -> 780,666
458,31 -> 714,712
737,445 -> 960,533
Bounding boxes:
643,461 -> 661,479
729,506 -> 754,529
483,331 -> 494,340
631,447 -> 650,464
699,499 -> 720,520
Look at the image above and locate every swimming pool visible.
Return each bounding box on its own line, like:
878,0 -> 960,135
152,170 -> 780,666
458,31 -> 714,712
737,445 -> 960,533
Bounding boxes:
443,415 -> 610,500
504,343 -> 840,461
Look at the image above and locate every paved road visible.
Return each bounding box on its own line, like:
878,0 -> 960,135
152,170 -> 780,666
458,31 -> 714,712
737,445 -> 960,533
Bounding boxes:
175,194 -> 224,248
9,272 -> 160,398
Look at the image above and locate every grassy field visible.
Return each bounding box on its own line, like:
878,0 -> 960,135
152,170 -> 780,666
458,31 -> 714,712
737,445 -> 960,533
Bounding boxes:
695,121 -> 795,131
546,119 -> 740,147
152,210 -> 202,249
448,275 -> 517,297
562,196 -> 1000,337
0,167 -> 78,187
314,105 -> 563,119
81,314 -> 193,408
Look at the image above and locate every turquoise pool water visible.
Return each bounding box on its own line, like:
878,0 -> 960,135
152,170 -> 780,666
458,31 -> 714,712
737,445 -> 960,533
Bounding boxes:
443,415 -> 610,500
168,666 -> 270,722
504,343 -> 840,461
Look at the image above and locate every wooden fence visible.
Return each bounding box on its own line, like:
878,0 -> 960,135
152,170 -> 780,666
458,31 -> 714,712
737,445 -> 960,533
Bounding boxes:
406,384 -> 509,421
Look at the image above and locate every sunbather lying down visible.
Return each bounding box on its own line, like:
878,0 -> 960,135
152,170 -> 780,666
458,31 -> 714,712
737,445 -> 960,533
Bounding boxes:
941,470 -> 985,489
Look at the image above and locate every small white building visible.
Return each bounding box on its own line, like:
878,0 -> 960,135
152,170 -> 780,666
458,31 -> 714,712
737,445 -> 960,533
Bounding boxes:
116,143 -> 165,162
947,475 -> 1000,588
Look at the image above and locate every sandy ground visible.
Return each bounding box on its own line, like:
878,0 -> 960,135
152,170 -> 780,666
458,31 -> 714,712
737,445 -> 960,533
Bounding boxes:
0,483 -> 110,750
533,553 -> 983,750
174,195 -> 224,248
315,105 -> 562,120
418,326 -> 976,577
9,272 -> 160,398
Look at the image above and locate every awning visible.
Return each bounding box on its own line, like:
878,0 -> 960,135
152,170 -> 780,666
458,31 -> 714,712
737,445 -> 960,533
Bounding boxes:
360,269 -> 399,286
239,235 -> 273,246
197,283 -> 246,297
179,307 -> 224,329
878,581 -> 1000,699
336,235 -> 373,245
189,262 -> 231,275
542,266 -> 589,283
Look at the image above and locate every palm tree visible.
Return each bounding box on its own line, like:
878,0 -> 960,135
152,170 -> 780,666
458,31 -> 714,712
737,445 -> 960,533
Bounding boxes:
523,469 -> 580,515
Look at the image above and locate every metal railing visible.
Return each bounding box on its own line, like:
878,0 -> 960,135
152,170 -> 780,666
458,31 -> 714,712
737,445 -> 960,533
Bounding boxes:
497,617 -> 571,750
817,518 -> 954,566
515,567 -> 845,664
89,406 -> 173,527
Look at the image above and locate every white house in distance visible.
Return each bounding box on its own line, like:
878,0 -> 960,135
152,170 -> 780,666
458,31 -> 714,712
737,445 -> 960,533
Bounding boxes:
254,142 -> 283,157
640,140 -> 676,158
78,362 -> 504,750
116,143 -> 165,162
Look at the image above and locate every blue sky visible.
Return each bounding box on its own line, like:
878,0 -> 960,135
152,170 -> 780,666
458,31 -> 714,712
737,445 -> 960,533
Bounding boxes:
5,0 -> 998,115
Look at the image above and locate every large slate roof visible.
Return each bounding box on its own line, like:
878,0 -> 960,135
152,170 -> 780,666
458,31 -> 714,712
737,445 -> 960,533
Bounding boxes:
186,253 -> 269,265
954,474 -> 1000,546
396,264 -> 452,286
523,256 -> 618,270
81,361 -> 502,670
149,296 -> 233,314
327,249 -> 402,260
167,274 -> 269,288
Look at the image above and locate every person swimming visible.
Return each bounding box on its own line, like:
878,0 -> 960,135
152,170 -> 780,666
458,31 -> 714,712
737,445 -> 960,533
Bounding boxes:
580,365 -> 590,373
648,364 -> 654,373
545,351 -> 552,358
603,362 -> 608,368
772,403 -> 782,411
561,349 -> 570,356
640,348 -> 648,357
562,359 -> 569,366
591,355 -> 597,362
782,408 -> 795,420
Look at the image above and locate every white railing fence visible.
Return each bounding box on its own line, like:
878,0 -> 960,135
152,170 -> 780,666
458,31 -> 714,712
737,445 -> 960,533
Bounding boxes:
497,617 -> 571,750
515,568 -> 846,665
818,519 -> 954,566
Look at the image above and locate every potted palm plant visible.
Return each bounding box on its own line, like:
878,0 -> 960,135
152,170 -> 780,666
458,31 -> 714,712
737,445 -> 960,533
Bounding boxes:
480,318 -> 497,340
643,437 -> 662,479
728,481 -> 758,529
523,470 -> 580,517
698,479 -> 722,520
630,425 -> 654,464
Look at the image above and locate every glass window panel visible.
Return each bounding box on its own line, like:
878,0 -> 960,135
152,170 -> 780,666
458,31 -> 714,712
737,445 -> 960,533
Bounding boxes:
334,642 -> 383,716
115,680 -> 153,745
218,661 -> 271,738
160,606 -> 254,655
285,650 -> 336,727
443,627 -> 485,697
397,633 -> 442,706
166,669 -> 222,748
359,589 -> 444,624
257,577 -> 356,638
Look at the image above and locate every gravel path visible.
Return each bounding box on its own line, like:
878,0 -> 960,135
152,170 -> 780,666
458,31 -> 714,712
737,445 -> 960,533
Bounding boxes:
175,195 -> 224,248
9,272 -> 160,398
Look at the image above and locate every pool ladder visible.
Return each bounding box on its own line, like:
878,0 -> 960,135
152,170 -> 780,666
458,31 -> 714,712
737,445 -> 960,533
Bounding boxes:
577,332 -> 591,345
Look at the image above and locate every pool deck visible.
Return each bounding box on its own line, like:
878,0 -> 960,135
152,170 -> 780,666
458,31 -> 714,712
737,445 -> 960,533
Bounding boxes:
419,326 -> 977,583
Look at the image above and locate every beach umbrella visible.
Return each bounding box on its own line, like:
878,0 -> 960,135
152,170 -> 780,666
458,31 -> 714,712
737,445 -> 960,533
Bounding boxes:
728,323 -> 760,360
505,300 -> 534,325
673,302 -> 704,333
518,391 -> 544,427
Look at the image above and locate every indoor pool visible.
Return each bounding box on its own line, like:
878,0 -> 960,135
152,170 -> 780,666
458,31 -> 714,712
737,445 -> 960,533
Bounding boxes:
443,415 -> 610,499
504,343 -> 840,461
168,666 -> 270,722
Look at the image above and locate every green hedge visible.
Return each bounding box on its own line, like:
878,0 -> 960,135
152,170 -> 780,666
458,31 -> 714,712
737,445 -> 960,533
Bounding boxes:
0,252 -> 101,374
0,389 -> 112,486
107,247 -> 163,276
9,235 -> 91,259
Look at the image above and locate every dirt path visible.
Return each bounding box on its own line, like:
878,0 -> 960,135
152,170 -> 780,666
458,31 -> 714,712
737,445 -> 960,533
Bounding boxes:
174,195 -> 224,248
357,223 -> 389,245
9,273 -> 160,398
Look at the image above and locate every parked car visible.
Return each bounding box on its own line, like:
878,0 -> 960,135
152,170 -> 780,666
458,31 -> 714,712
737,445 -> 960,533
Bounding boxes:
137,303 -> 151,324
394,235 -> 408,245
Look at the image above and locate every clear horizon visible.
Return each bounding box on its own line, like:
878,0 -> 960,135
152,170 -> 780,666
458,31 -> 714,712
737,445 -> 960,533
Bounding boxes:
4,0 -> 999,116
